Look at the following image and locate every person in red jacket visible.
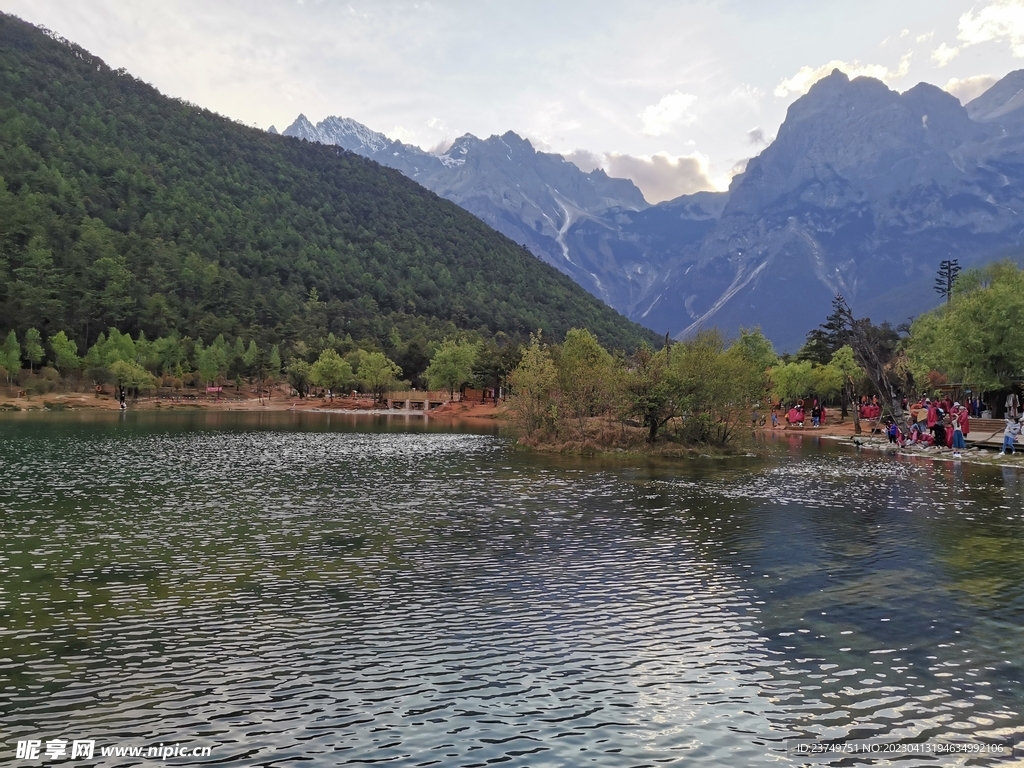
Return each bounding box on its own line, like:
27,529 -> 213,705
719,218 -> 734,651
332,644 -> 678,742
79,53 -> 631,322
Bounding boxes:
958,404 -> 970,437
787,406 -> 802,427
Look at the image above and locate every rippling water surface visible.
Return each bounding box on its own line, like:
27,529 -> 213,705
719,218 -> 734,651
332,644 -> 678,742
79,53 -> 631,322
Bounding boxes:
1,412 -> 1023,766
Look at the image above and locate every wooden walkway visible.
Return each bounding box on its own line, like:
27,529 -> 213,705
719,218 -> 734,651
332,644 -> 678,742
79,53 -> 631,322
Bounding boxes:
965,418 -> 1010,449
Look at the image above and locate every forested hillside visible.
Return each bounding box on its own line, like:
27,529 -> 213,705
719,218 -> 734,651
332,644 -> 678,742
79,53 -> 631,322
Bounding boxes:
0,13 -> 654,378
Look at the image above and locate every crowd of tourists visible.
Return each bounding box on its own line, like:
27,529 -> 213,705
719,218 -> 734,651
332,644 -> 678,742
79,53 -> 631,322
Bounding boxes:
771,400 -> 828,428
897,397 -> 971,458
770,389 -> 1024,460
772,397 -> 885,431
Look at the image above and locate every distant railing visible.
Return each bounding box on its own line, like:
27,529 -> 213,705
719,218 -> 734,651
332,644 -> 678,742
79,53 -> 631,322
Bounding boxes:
384,390 -> 454,403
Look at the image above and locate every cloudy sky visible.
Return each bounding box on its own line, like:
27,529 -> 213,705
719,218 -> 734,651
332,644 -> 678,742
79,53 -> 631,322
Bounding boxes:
5,0 -> 1024,202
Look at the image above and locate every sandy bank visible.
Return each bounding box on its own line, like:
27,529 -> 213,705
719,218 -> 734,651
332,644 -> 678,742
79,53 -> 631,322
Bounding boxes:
0,390 -> 506,422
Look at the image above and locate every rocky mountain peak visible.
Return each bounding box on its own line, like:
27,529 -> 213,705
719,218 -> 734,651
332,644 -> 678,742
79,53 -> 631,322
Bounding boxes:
283,113 -> 318,142
728,73 -> 986,216
273,115 -> 649,306
966,69 -> 1024,123
317,115 -> 391,153
445,134 -> 480,156
280,114 -> 393,154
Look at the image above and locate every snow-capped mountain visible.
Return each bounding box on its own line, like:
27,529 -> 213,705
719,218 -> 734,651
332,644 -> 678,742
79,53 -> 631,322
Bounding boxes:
281,115 -> 657,312
280,69 -> 1024,350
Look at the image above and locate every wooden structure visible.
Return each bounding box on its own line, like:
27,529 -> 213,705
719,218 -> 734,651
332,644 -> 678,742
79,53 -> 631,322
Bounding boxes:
965,418 -> 1013,449
384,390 -> 452,411
460,385 -> 500,403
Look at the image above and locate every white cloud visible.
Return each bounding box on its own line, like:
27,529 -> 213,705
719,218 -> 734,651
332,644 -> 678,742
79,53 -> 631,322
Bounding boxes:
388,125 -> 417,143
944,74 -> 998,103
519,132 -> 554,152
560,149 -> 716,202
916,31 -> 935,42
931,42 -> 960,66
638,90 -> 697,136
426,139 -> 454,155
561,149 -> 603,173
728,158 -> 750,179
774,54 -> 912,97
747,127 -> 767,145
958,0 -> 1024,56
604,151 -> 715,203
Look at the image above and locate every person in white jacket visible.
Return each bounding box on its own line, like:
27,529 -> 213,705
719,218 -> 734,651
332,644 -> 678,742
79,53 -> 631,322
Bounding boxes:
1001,416 -> 1022,455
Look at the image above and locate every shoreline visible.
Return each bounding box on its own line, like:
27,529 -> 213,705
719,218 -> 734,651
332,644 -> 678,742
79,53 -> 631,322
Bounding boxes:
5,392 -> 1024,470
0,390 -> 504,421
759,420 -> 1024,469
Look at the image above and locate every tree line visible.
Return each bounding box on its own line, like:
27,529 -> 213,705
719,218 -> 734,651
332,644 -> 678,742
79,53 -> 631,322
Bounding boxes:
0,13 -> 655,384
907,259 -> 1024,394
0,322 -> 525,404
762,258 -> 1024,423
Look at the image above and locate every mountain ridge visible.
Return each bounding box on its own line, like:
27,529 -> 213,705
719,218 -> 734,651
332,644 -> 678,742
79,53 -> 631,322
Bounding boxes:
280,67 -> 1024,349
639,68 -> 1023,348
281,114 -> 654,310
0,12 -> 656,364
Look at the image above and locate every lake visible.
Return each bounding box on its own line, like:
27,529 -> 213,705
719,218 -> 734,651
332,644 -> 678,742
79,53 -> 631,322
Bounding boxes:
1,411 -> 1022,766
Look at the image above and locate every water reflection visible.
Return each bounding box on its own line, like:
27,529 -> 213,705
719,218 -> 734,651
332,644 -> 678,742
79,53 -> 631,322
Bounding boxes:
0,413 -> 1021,766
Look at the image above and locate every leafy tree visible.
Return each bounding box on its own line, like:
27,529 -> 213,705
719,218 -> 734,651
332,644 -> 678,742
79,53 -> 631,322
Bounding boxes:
108,359 -> 155,400
310,349 -> 353,399
829,345 -> 863,427
268,345 -> 282,380
771,360 -> 814,404
667,331 -> 767,445
557,328 -> 617,431
23,328 -> 43,373
49,331 -> 80,374
196,335 -> 229,385
425,338 -> 478,398
474,336 -> 522,398
286,358 -> 312,397
736,327 -> 778,372
86,329 -> 137,370
243,340 -> 259,379
624,344 -> 677,443
0,330 -> 19,383
507,333 -> 559,439
356,351 -> 402,402
393,338 -> 430,388
230,337 -> 247,381
810,362 -> 844,402
907,260 -> 1024,390
151,333 -> 186,376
